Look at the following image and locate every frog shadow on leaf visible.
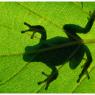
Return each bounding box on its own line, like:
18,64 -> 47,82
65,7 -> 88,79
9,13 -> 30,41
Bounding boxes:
21,11 -> 95,90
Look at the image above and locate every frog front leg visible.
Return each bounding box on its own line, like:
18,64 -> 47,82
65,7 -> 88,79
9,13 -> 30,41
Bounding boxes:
38,66 -> 58,90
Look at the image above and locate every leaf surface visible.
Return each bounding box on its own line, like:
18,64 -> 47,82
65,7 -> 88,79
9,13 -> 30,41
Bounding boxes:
0,2 -> 95,93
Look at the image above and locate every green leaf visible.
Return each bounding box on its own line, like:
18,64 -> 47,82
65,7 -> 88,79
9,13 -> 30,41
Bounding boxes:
0,2 -> 95,93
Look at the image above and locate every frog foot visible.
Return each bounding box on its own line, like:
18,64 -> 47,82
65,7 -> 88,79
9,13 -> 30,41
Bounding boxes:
77,65 -> 90,83
87,10 -> 95,20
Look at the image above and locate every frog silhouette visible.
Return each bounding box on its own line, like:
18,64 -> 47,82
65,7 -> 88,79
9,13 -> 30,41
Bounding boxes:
21,10 -> 95,90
